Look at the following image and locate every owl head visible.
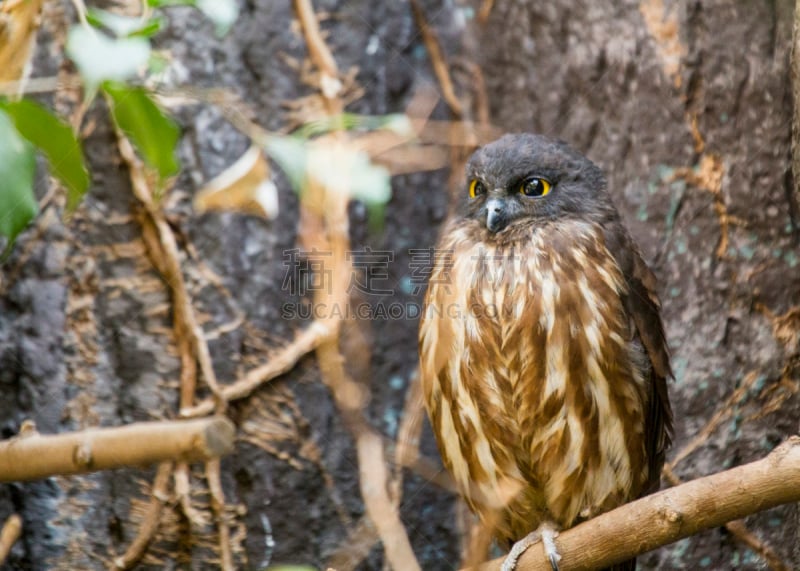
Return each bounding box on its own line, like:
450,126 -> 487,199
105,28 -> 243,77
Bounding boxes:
463,133 -> 613,233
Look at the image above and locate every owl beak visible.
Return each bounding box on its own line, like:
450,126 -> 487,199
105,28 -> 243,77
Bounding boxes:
485,198 -> 508,233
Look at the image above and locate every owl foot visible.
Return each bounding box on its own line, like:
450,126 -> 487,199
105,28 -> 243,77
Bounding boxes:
500,523 -> 561,571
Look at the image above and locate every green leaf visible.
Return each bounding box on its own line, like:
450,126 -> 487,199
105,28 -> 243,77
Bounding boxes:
264,136 -> 308,193
146,0 -> 237,36
147,0 -> 194,7
196,0 -> 238,36
129,16 -> 166,38
1,99 -> 90,211
0,110 -> 38,252
103,82 -> 181,182
87,8 -> 164,38
66,26 -> 150,88
365,199 -> 386,234
147,51 -> 170,74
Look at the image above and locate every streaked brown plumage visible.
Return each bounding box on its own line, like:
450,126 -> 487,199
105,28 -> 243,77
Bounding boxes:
418,134 -> 672,570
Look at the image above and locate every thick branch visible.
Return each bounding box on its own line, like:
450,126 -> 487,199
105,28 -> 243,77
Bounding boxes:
663,465 -> 789,570
473,437 -> 800,571
0,418 -> 235,482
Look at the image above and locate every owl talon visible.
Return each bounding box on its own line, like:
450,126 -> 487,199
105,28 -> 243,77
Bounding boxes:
500,523 -> 561,571
542,524 -> 561,571
500,530 -> 540,571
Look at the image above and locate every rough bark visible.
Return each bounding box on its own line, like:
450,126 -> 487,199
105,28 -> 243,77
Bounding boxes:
0,1 -> 797,570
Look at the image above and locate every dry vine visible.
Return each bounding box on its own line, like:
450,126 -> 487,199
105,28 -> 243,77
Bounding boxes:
0,514 -> 22,566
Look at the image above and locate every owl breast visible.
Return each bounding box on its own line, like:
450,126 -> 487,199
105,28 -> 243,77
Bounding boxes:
419,218 -> 651,543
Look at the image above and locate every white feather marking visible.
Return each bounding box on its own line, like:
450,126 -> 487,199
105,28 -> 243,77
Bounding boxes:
465,311 -> 480,341
586,350 -> 633,497
438,399 -> 472,490
539,271 -> 556,330
597,263 -> 623,293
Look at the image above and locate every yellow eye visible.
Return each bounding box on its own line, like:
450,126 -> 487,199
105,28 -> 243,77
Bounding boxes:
520,177 -> 551,197
469,179 -> 486,198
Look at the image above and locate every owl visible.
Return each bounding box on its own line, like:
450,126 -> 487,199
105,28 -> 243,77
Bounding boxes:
418,134 -> 672,571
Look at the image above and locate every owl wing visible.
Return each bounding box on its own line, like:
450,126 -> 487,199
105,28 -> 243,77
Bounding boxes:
604,224 -> 673,495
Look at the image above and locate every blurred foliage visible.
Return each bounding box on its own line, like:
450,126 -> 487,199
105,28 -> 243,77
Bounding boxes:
104,82 -> 181,185
66,26 -> 151,88
0,111 -> 37,257
1,0 -> 398,255
0,99 -> 89,210
266,134 -> 391,230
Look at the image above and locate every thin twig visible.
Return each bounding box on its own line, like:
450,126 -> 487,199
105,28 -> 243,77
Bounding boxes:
477,0 -> 495,24
451,58 -> 491,126
409,0 -> 464,118
112,111 -> 226,409
111,95 -> 231,549
180,321 -> 331,418
293,0 -> 338,78
391,370 -> 425,499
174,463 -> 207,528
289,1 -> 427,566
114,462 -> 173,570
0,74 -> 81,96
326,516 -> 380,571
69,0 -> 90,28
303,175 -> 421,570
316,338 -> 422,571
0,514 -> 22,565
206,459 -> 234,571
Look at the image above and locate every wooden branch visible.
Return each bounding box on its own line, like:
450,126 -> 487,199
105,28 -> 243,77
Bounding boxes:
0,418 -> 235,482
662,464 -> 790,571
471,437 -> 800,571
0,514 -> 21,565
180,321 -> 331,418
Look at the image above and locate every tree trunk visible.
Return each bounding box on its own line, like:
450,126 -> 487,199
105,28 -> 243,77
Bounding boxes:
0,0 -> 797,570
